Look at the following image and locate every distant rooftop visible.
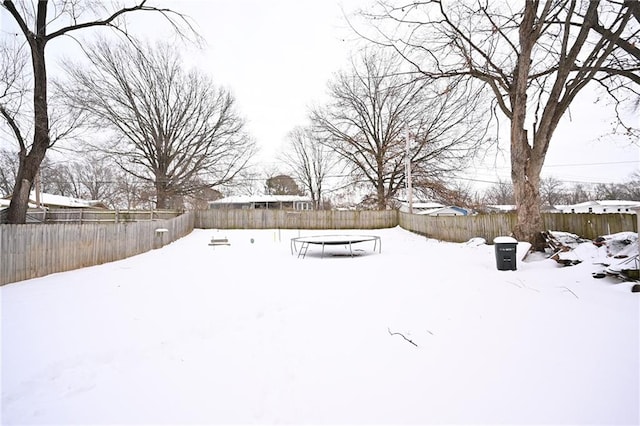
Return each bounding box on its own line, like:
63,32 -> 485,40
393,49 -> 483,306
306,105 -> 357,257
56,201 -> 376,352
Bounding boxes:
210,195 -> 312,204
1,192 -> 105,209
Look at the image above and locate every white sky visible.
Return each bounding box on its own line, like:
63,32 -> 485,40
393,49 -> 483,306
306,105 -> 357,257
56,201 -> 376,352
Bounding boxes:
2,0 -> 639,190
144,0 -> 371,167
125,0 -> 640,189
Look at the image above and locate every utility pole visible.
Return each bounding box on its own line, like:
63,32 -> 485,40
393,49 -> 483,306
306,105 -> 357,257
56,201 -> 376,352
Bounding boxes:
405,124 -> 413,214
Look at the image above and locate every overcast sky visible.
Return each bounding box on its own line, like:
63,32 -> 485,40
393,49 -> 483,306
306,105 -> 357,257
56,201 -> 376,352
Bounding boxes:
2,0 -> 639,191
137,0 -> 640,189
163,0 -> 372,168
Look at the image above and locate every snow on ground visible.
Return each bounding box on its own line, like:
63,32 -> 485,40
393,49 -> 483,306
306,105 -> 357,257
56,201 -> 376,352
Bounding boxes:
1,226 -> 638,425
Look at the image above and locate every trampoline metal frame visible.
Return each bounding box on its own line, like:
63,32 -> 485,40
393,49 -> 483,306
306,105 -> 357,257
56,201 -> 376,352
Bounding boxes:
290,235 -> 381,258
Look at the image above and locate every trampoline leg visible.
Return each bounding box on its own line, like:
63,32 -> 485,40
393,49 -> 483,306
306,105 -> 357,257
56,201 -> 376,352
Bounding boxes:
298,242 -> 309,259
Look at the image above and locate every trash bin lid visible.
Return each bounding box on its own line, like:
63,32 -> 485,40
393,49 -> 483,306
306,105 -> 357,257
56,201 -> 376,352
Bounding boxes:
493,236 -> 517,244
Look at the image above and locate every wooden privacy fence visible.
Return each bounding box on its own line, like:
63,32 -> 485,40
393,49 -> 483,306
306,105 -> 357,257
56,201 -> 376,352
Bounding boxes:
197,209 -> 636,241
399,212 -> 517,243
2,208 -> 636,286
0,212 -> 194,286
23,209 -> 183,224
195,209 -> 399,230
399,212 -> 638,243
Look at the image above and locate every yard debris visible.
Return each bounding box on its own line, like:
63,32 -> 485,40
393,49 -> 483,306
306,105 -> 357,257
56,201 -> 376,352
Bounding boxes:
544,231 -> 589,266
594,232 -> 638,282
543,230 -> 639,282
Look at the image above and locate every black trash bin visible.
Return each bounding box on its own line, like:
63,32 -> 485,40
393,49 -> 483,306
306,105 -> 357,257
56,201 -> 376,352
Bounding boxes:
493,236 -> 518,270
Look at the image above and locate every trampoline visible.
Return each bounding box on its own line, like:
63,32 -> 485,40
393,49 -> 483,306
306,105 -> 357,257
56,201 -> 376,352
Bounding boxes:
290,235 -> 381,258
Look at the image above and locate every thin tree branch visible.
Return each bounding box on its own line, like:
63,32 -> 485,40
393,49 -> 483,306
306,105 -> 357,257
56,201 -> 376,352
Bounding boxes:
388,327 -> 419,347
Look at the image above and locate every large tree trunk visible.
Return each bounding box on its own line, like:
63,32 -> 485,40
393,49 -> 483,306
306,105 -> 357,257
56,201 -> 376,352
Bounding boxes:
155,180 -> 169,209
6,36 -> 49,224
6,152 -> 45,223
511,153 -> 546,251
376,181 -> 386,210
508,4 -> 547,251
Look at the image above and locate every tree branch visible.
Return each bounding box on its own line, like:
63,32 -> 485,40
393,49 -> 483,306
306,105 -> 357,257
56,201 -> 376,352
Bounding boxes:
388,327 -> 418,347
0,103 -> 26,151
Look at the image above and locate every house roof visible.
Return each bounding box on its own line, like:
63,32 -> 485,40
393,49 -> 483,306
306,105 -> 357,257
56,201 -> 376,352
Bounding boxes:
416,206 -> 468,216
565,200 -> 640,208
1,192 -> 106,209
486,204 -> 516,211
397,200 -> 445,209
412,202 -> 446,209
210,195 -> 312,204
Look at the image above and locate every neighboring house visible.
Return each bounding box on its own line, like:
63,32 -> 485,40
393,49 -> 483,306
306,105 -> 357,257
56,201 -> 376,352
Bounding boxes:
416,206 -> 469,216
398,201 -> 446,214
398,200 -> 469,216
209,195 -> 313,211
560,200 -> 640,214
0,192 -> 108,209
541,204 -> 563,213
485,204 -> 517,213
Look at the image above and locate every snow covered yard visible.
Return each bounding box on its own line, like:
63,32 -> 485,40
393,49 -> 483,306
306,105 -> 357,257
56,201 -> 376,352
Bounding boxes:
1,226 -> 638,425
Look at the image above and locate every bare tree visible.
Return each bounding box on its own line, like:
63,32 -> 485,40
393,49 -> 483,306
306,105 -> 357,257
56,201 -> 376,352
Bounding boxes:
60,40 -> 256,209
1,0 -> 196,223
69,155 -> 120,204
184,187 -> 222,210
311,50 -> 487,210
540,176 -> 566,207
482,179 -> 515,206
0,39 -> 28,144
593,182 -> 628,200
592,1 -> 640,62
39,158 -> 75,196
111,170 -> 147,210
623,171 -> 640,200
265,174 -> 302,196
0,148 -> 18,196
365,1 -> 639,248
281,126 -> 343,209
431,180 -> 481,209
566,183 -> 592,205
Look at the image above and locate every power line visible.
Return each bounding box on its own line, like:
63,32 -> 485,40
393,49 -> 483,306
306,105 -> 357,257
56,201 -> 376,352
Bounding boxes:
543,160 -> 639,168
473,160 -> 639,170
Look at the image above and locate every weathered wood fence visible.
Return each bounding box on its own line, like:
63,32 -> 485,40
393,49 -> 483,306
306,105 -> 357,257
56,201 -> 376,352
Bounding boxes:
23,209 -> 182,223
196,209 -> 636,241
399,212 -> 638,242
0,212 -> 194,286
195,209 -> 399,230
1,208 -> 637,286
